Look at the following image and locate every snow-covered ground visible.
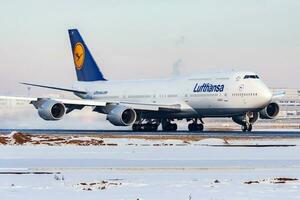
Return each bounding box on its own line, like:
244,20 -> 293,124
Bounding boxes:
0,134 -> 300,200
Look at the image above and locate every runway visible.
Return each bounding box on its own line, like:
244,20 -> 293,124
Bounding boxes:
1,130 -> 300,199
1,128 -> 300,138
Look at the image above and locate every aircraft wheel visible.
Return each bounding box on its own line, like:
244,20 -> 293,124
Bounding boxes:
149,124 -> 158,131
241,125 -> 247,132
162,122 -> 177,131
247,124 -> 252,132
188,123 -> 196,131
144,124 -> 151,131
197,124 -> 204,131
132,124 -> 138,131
188,123 -> 203,131
132,124 -> 159,132
171,123 -> 177,131
241,124 -> 253,132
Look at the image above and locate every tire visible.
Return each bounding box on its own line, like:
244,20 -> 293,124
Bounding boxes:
172,124 -> 177,131
241,125 -> 247,132
188,124 -> 194,131
247,124 -> 252,132
162,123 -> 177,132
162,124 -> 169,131
132,124 -> 138,131
189,123 -> 203,131
151,124 -> 158,131
197,124 -> 204,131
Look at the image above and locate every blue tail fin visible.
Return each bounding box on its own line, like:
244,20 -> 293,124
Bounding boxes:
68,29 -> 107,81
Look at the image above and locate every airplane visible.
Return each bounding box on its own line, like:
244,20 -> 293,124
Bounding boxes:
0,29 -> 280,132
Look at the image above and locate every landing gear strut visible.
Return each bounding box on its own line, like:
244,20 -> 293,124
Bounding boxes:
188,118 -> 204,131
242,113 -> 253,132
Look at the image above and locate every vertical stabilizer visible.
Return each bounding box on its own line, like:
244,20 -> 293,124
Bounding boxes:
68,29 -> 106,81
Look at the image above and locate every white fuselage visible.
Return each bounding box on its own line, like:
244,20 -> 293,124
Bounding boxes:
73,71 -> 272,119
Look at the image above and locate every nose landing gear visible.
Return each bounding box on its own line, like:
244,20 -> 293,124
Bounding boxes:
241,124 -> 252,132
233,112 -> 257,132
242,112 -> 254,132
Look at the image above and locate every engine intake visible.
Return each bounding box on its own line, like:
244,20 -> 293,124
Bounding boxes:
259,102 -> 280,119
37,100 -> 66,120
107,105 -> 137,126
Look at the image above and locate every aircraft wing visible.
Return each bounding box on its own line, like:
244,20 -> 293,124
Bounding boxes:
0,96 -> 181,113
20,82 -> 87,94
272,91 -> 285,99
11,83 -> 182,112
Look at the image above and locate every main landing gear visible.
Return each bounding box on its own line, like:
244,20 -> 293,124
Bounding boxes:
132,123 -> 159,131
162,120 -> 177,131
132,119 -> 159,131
188,118 -> 204,131
132,118 -> 204,132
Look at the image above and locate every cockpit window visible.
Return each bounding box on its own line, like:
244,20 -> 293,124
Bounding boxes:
244,75 -> 259,79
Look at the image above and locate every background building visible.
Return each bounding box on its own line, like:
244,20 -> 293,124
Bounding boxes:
272,88 -> 300,119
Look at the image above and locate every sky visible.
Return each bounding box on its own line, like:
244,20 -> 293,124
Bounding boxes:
0,0 -> 300,96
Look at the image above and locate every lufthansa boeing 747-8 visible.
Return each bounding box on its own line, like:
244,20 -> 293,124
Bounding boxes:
0,29 -> 281,132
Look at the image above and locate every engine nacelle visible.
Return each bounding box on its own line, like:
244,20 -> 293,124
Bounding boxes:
259,102 -> 280,119
107,105 -> 137,126
37,100 -> 66,121
232,112 -> 259,126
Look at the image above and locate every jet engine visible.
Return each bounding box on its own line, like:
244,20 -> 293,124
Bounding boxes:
107,105 -> 137,126
259,102 -> 280,119
37,100 -> 66,120
232,112 -> 259,125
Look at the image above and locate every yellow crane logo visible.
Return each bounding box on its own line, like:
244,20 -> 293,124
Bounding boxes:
73,42 -> 85,70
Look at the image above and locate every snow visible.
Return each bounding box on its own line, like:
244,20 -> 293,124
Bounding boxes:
0,135 -> 300,199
